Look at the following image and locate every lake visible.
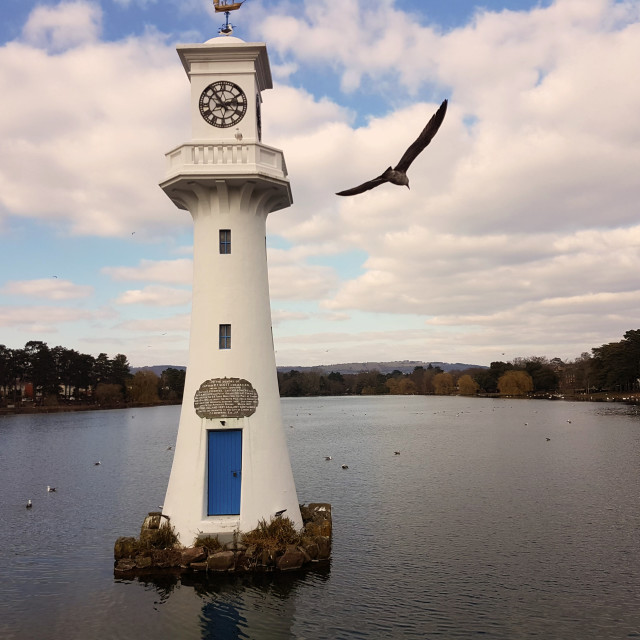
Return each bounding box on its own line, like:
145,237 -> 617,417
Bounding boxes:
1,396 -> 639,638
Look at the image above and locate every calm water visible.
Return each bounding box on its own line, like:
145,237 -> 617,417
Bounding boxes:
1,396 -> 640,639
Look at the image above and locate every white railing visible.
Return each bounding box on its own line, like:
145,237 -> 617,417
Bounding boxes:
165,142 -> 288,178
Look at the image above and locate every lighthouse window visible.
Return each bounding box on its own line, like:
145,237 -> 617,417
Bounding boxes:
219,229 -> 231,254
219,324 -> 231,349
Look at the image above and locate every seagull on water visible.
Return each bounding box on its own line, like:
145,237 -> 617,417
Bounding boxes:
47,485 -> 56,492
325,456 -> 332,461
336,99 -> 448,196
94,461 -> 101,466
26,499 -> 33,508
341,464 -> 349,469
394,451 -> 401,455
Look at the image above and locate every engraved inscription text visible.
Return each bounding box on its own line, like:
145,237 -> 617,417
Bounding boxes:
194,377 -> 258,419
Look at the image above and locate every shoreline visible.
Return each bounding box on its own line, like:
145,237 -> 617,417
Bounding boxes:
1,392 -> 638,417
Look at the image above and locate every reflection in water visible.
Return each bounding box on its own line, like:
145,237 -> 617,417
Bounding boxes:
133,568 -> 331,639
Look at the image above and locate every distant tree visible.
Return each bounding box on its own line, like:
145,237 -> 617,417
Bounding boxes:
409,366 -> 427,394
0,345 -> 13,398
433,372 -> 455,395
470,370 -> 492,393
498,370 -> 533,396
592,330 -> 640,391
110,354 -> 131,387
569,352 -> 595,393
278,370 -> 304,397
519,357 -> 559,393
51,346 -> 78,399
160,368 -> 186,402
93,353 -> 111,386
355,370 -> 387,395
458,374 -> 479,396
24,341 -> 58,400
385,377 -> 417,395
130,371 -> 160,403
95,382 -> 124,406
299,372 -> 322,396
326,371 -> 347,395
71,353 -> 96,399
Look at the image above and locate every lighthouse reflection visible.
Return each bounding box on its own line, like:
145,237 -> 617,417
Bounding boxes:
136,568 -> 330,639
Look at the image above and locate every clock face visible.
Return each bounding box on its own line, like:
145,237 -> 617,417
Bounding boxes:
199,81 -> 247,128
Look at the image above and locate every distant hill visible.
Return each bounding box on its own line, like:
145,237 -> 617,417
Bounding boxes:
132,361 -> 486,377
276,360 -> 487,375
131,365 -> 186,376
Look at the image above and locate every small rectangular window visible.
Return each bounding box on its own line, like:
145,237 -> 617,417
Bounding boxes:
219,229 -> 231,254
219,324 -> 231,349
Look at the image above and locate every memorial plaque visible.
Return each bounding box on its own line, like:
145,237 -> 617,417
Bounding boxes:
194,377 -> 259,419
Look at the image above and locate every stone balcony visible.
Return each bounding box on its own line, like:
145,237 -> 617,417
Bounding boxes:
163,141 -> 288,182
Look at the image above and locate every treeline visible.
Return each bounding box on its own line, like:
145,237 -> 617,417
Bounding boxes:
0,341 -> 185,407
2,329 -> 639,406
278,329 -> 640,398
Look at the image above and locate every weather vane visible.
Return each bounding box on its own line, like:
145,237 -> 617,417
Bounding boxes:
213,0 -> 246,35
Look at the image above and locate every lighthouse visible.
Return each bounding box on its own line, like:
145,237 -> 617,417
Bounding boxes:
159,33 -> 302,545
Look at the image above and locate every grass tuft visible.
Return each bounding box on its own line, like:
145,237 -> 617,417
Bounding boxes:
194,535 -> 223,553
241,516 -> 302,553
139,521 -> 181,550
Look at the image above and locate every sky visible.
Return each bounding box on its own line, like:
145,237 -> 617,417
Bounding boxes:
1,0 -> 639,369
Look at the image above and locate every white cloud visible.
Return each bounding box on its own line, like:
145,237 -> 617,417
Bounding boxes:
115,285 -> 191,306
115,314 -> 190,332
268,247 -> 340,300
0,305 -> 95,331
3,278 -> 93,300
271,309 -> 310,325
253,0 -> 640,363
112,0 -> 158,7
102,259 -> 192,284
3,0 -> 640,366
0,4 -> 189,238
22,1 -> 102,52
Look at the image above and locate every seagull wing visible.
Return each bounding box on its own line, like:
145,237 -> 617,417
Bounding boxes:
394,99 -> 448,174
336,171 -> 390,196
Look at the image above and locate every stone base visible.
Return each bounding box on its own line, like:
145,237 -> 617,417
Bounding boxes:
114,503 -> 332,577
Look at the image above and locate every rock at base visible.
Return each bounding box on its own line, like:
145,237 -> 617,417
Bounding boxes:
115,501 -> 332,576
114,558 -> 137,572
277,548 -> 305,571
151,549 -> 182,568
316,536 -> 331,560
114,537 -> 138,560
181,546 -> 206,566
207,551 -> 235,572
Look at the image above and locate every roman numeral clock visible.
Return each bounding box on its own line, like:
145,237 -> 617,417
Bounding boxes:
158,34 -> 301,545
199,81 -> 248,129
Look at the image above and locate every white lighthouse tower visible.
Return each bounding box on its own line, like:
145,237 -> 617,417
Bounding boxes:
159,32 -> 302,545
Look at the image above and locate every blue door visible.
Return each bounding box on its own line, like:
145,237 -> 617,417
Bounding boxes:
207,430 -> 242,516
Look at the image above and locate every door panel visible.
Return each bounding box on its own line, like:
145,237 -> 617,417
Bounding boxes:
207,429 -> 242,515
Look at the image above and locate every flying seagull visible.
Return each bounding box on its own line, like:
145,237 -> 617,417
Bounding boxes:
336,99 -> 448,196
